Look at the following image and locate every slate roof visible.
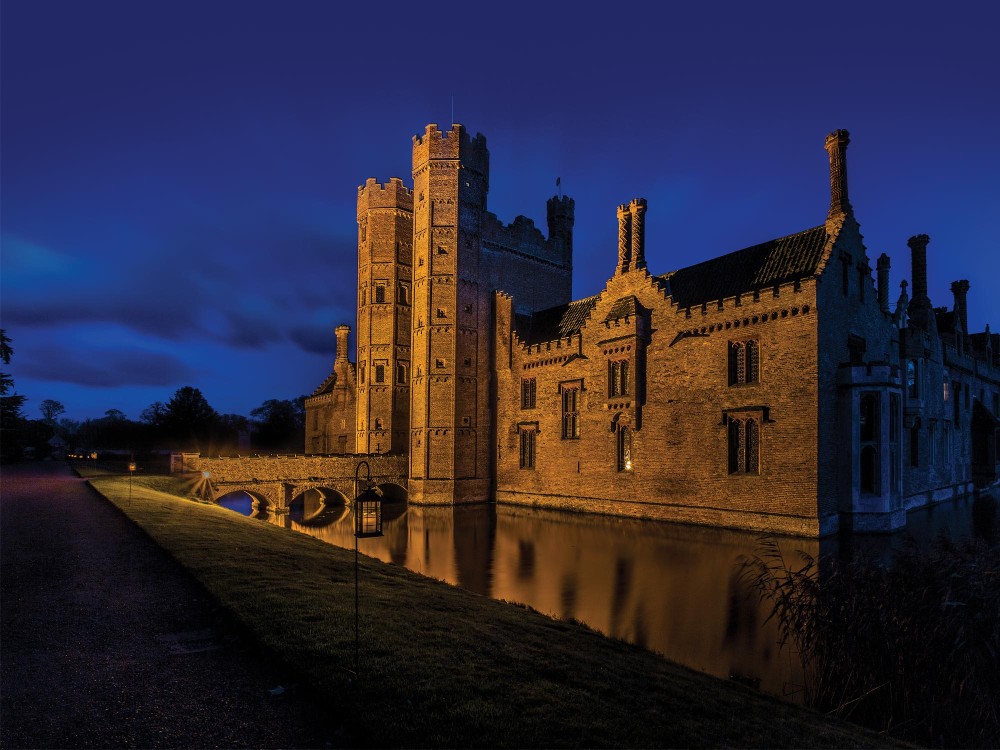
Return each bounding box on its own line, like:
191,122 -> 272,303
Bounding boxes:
309,372 -> 337,397
935,307 -> 956,334
604,295 -> 640,323
659,225 -> 829,309
514,225 -> 830,345
516,295 -> 600,345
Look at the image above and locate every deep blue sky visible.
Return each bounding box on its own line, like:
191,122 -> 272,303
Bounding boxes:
2,1 -> 998,421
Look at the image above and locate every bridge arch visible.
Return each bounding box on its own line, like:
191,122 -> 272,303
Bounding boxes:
216,489 -> 271,517
378,482 -> 408,502
288,486 -> 354,525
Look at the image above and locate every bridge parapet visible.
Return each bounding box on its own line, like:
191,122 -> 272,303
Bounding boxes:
173,453 -> 408,511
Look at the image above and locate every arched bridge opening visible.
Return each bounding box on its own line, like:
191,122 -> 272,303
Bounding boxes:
216,489 -> 271,518
288,486 -> 352,526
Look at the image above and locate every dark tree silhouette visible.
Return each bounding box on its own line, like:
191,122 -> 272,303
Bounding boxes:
250,397 -> 305,453
0,330 -> 27,462
40,399 -> 66,423
162,386 -> 220,452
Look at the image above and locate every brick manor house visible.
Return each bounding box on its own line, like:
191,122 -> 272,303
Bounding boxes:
305,124 -> 999,535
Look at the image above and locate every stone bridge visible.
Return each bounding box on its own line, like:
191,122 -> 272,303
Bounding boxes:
171,453 -> 408,513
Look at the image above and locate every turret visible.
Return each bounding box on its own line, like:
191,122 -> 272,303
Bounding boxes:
409,123 -> 492,503
546,194 -> 574,267
355,177 -> 414,455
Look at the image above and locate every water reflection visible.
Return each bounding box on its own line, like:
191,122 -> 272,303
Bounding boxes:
217,488 -> 997,702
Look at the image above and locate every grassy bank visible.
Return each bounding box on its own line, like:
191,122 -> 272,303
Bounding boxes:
87,473 -> 895,748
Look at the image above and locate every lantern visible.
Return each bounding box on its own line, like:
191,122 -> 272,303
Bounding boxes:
354,485 -> 383,538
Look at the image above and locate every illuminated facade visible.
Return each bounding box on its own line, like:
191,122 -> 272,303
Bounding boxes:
306,125 -> 1000,535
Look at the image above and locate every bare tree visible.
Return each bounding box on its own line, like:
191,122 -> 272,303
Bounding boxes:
40,399 -> 66,423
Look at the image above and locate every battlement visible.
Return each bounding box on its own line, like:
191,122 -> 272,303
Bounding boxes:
357,177 -> 414,216
482,211 -> 567,266
412,123 -> 489,176
547,194 -> 574,216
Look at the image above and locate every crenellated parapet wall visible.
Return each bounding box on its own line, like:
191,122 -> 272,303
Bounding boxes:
357,177 -> 414,216
412,123 -> 489,180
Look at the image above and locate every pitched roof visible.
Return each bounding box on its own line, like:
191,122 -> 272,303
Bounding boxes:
935,307 -> 956,334
604,295 -> 641,323
309,371 -> 337,397
516,295 -> 600,345
659,225 -> 829,309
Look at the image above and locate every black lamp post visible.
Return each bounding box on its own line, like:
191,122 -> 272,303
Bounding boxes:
128,461 -> 136,505
353,460 -> 383,680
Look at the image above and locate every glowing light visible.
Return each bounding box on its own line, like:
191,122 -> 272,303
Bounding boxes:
202,471 -> 211,479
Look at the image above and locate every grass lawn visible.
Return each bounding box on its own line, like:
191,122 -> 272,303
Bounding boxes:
86,472 -> 898,748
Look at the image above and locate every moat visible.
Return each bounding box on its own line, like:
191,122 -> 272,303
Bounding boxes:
220,490 -> 997,700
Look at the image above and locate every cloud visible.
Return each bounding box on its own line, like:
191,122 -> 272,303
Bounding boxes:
18,346 -> 197,388
289,325 -> 337,356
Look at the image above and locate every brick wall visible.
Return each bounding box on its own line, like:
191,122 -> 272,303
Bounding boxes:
496,265 -> 826,536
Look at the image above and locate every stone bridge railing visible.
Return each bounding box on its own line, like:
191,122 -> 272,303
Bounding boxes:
171,453 -> 408,512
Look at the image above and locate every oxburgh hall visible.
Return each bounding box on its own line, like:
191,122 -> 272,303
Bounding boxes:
305,124 -> 999,536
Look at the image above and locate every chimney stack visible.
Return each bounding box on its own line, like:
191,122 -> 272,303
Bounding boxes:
335,324 -> 351,361
877,253 -> 891,313
616,203 -> 632,274
824,129 -> 852,219
951,279 -> 970,337
907,234 -> 930,305
630,198 -> 647,271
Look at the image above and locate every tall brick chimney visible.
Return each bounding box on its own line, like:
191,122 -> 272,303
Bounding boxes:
908,234 -> 930,303
335,324 -> 350,361
951,279 -> 970,337
630,198 -> 647,271
616,203 -> 632,274
877,253 -> 891,313
907,234 -> 931,329
824,129 -> 852,219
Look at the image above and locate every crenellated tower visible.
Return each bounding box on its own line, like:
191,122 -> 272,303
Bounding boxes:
356,177 -> 413,454
546,195 -> 575,268
409,124 -> 492,503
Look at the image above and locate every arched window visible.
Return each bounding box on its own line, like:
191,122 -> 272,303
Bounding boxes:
617,425 -> 632,472
728,340 -> 760,385
727,416 -> 760,475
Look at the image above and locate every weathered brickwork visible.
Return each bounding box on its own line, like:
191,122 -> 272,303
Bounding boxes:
302,123 -> 1000,536
186,453 -> 407,511
356,177 -> 413,455
304,325 -> 356,454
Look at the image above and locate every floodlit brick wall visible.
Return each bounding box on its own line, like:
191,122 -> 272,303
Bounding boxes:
357,178 -> 413,454
408,124 -> 573,504
495,265 -> 825,537
304,325 -> 356,454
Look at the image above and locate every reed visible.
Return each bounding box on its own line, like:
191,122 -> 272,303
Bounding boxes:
740,534 -> 999,747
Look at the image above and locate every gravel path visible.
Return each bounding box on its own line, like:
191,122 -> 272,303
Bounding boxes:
1,462 -> 346,749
